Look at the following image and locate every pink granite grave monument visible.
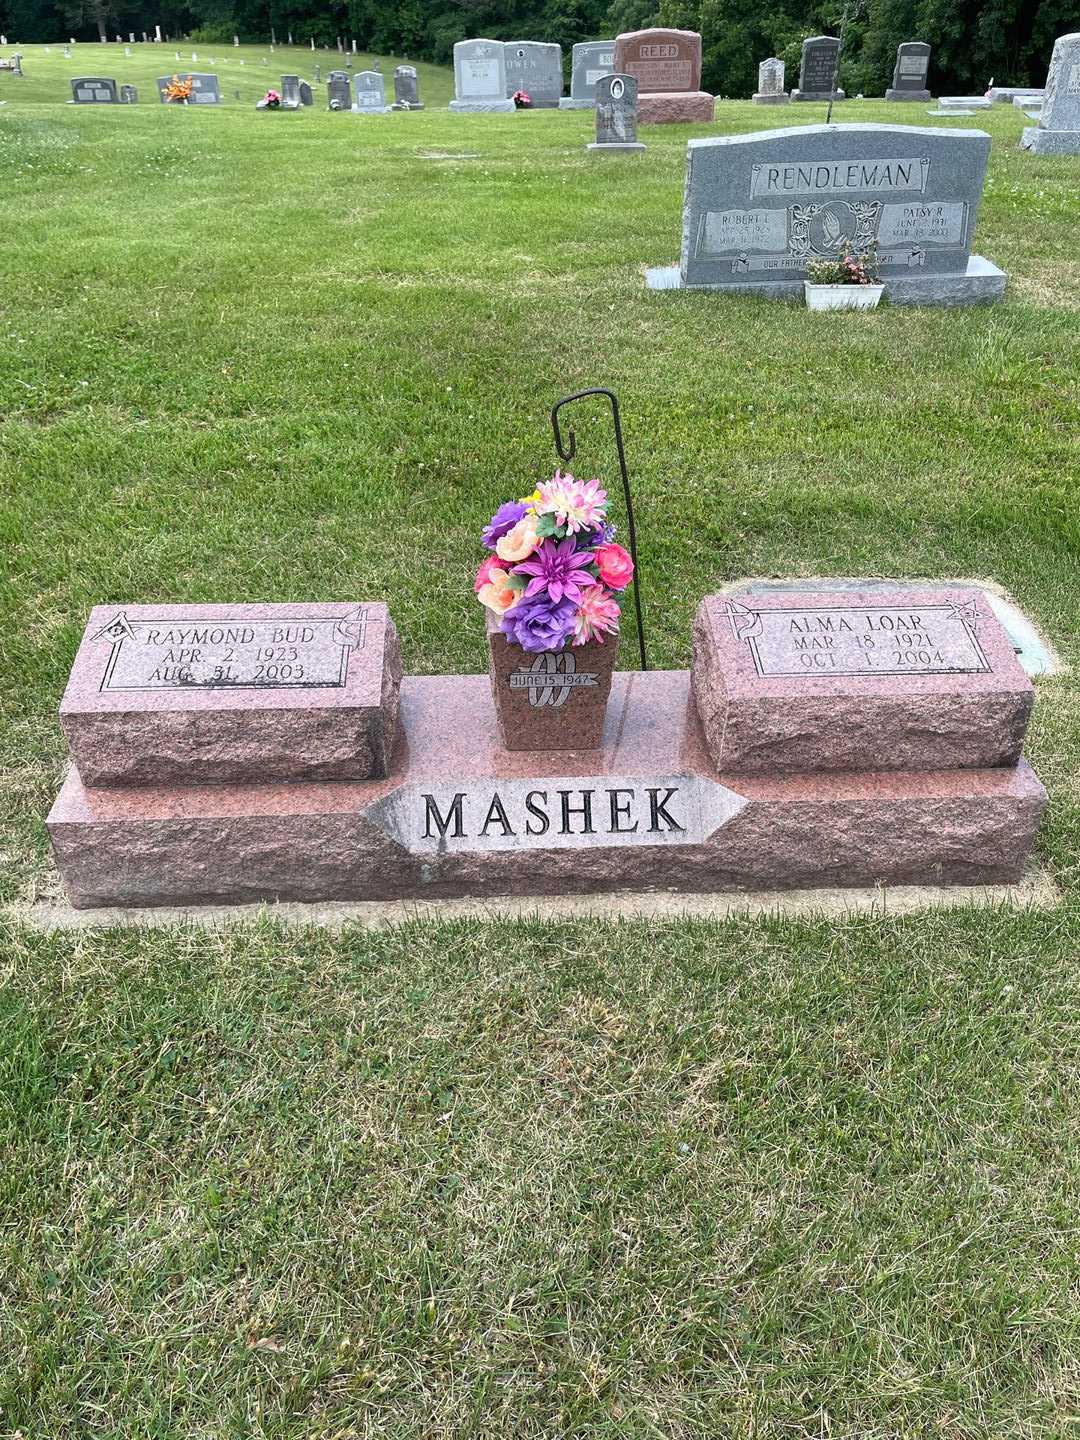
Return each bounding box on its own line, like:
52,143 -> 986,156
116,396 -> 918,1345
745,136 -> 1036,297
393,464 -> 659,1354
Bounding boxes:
45,587 -> 1045,910
611,27 -> 714,124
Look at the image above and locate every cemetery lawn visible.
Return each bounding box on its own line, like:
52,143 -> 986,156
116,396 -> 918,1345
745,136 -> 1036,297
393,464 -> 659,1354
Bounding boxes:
3,53 -> 1080,1437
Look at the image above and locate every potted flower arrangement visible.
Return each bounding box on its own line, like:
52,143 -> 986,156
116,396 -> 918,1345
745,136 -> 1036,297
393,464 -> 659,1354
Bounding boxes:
162,74 -> 194,104
804,245 -> 883,311
476,471 -> 634,751
512,89 -> 532,109
256,88 -> 282,109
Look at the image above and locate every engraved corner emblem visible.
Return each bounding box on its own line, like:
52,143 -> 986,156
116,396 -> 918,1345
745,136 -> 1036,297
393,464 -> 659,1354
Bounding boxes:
722,600 -> 762,642
510,650 -> 598,709
89,610 -> 136,643
946,597 -> 981,632
331,605 -> 369,650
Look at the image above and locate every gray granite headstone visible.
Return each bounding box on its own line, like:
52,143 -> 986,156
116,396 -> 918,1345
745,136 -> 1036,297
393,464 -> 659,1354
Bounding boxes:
647,123 -> 1005,306
71,75 -> 119,102
298,80 -> 312,106
753,57 -> 789,105
281,73 -> 300,106
187,72 -> 220,104
120,83 -> 137,103
450,38 -> 515,112
561,41 -> 616,109
327,72 -> 351,110
792,36 -> 844,101
886,41 -> 931,101
1022,33 -> 1080,154
353,70 -> 389,112
503,40 -> 562,106
587,73 -> 644,152
393,64 -> 422,108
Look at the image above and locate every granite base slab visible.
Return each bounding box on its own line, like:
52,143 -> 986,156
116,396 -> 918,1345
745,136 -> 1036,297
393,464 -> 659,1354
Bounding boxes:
47,672 -> 1046,910
390,101 -> 424,110
559,97 -> 594,110
885,88 -> 930,101
645,256 -> 1006,307
448,98 -> 515,113
752,93 -> 790,104
791,90 -> 845,102
638,91 -> 713,123
587,140 -> 645,153
1021,127 -> 1080,154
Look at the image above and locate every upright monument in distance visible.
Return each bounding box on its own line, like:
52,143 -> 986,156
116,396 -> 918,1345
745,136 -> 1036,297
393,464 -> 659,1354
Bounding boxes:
612,28 -> 714,123
885,41 -> 931,102
1021,32 -> 1080,154
791,35 -> 844,102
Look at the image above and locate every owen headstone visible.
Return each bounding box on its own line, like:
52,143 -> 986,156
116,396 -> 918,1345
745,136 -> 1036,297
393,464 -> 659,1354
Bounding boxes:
612,27 -> 713,123
392,64 -> 423,108
886,41 -> 931,101
646,122 -> 1006,306
281,72 -> 300,106
71,75 -> 119,102
1022,33 -> 1080,154
353,70 -> 389,112
327,72 -> 351,109
560,41 -> 616,109
503,40 -> 563,107
792,35 -> 844,101
753,57 -> 789,105
449,38 -> 515,112
588,73 -> 645,153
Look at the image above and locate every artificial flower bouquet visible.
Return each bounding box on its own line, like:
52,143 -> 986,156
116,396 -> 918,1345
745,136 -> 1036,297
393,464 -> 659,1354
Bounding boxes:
477,471 -> 634,750
258,88 -> 282,109
162,74 -> 194,103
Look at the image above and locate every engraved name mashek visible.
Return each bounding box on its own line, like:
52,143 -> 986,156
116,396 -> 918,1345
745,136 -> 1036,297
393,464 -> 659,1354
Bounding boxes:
422,785 -> 685,841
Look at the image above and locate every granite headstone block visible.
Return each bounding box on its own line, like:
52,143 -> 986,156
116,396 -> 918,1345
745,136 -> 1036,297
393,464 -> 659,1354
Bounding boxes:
450,39 -> 515,112
503,41 -> 562,106
561,41 -> 616,108
298,80 -> 312,106
886,41 -> 931,101
612,27 -> 713,123
668,123 -> 1005,306
327,73 -> 351,109
393,64 -> 422,108
120,83 -> 137,102
187,72 -> 220,103
753,57 -> 789,105
793,35 -> 844,100
60,602 -> 402,786
692,589 -> 1034,774
353,70 -> 388,111
71,75 -> 118,102
1022,33 -> 1080,154
280,73 -> 300,106
46,671 -> 1046,909
589,73 -> 645,151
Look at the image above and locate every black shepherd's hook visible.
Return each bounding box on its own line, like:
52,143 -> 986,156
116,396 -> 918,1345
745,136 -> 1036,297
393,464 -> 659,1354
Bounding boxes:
550,388 -> 648,672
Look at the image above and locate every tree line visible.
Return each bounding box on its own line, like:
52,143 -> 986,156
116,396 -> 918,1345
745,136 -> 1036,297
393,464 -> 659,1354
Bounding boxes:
4,0 -> 1071,97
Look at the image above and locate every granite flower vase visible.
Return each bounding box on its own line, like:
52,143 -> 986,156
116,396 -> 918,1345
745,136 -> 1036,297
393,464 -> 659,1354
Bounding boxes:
486,614 -> 619,751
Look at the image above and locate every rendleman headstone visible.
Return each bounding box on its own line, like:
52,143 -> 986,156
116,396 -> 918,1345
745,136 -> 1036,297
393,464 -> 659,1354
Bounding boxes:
71,75 -> 119,102
587,73 -> 645,153
392,64 -> 422,108
1022,33 -> 1080,154
753,57 -> 789,105
612,27 -> 714,123
503,40 -> 563,107
353,70 -> 389,112
560,40 -> 616,109
449,38 -> 515,112
885,41 -> 931,101
646,122 -> 1006,306
792,35 -> 844,101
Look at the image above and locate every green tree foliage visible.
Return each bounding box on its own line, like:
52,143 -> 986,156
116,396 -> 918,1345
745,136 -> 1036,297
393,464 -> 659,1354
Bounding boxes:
0,0 -> 1071,93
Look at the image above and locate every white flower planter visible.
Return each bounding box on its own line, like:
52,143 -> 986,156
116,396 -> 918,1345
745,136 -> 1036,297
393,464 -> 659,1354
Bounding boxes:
804,282 -> 884,311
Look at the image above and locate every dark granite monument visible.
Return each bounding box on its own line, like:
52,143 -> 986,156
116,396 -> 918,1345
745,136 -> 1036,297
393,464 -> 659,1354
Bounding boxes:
792,36 -> 844,102
885,41 -> 931,102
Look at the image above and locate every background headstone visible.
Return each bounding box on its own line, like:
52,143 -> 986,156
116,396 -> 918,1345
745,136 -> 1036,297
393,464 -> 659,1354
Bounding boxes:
120,83 -> 137,103
298,80 -> 312,106
281,73 -> 300,106
792,36 -> 844,101
187,72 -> 220,104
753,57 -> 789,105
561,40 -> 616,109
1022,32 -> 1080,154
886,41 -> 931,101
327,72 -> 351,109
588,73 -> 645,152
353,70 -> 389,112
649,122 -> 1006,306
71,76 -> 119,103
449,38 -> 515,112
503,40 -> 563,107
612,27 -> 713,123
393,64 -> 423,108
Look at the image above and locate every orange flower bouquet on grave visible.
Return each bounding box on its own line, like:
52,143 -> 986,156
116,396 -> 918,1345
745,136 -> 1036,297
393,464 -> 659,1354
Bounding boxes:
163,74 -> 193,103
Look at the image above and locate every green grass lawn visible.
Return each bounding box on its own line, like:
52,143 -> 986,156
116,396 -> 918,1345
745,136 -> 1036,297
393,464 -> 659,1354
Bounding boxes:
2,51 -> 1080,1436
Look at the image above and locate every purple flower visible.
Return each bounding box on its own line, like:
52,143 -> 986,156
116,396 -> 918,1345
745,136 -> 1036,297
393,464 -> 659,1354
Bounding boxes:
513,537 -> 597,605
501,593 -> 577,652
481,501 -> 527,550
584,522 -> 616,548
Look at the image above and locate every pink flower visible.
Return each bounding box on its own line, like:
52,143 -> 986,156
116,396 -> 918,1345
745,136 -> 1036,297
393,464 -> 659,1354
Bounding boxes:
594,542 -> 633,591
534,471 -> 607,535
474,554 -> 501,593
573,585 -> 620,646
